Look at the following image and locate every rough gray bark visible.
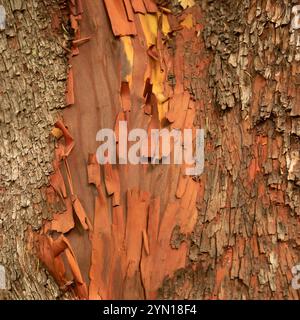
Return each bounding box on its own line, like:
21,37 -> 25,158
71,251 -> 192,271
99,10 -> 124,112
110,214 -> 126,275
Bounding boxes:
160,0 -> 300,300
0,0 -> 70,299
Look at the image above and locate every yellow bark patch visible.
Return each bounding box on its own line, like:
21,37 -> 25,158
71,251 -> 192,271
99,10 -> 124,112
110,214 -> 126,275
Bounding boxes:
120,36 -> 134,85
51,127 -> 63,139
162,14 -> 171,35
180,14 -> 194,29
139,13 -> 158,47
179,0 -> 195,10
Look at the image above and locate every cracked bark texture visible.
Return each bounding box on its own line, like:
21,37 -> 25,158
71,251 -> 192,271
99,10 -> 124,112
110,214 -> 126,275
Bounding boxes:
0,0 -> 300,300
0,0 -> 72,299
160,0 -> 300,300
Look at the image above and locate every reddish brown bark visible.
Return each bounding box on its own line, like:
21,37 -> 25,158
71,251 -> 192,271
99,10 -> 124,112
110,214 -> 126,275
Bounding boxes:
2,0 -> 298,300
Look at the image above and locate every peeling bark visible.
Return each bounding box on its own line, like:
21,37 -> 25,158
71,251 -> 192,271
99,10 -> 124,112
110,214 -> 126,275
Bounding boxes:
0,0 -> 73,299
1,0 -> 300,300
160,0 -> 300,300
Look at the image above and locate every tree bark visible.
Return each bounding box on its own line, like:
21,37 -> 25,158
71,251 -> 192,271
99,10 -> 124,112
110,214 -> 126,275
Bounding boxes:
0,0 -> 71,299
160,0 -> 300,300
1,0 -> 300,300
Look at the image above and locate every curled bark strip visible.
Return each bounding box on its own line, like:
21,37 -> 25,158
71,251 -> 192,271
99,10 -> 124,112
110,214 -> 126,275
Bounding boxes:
54,120 -> 75,158
36,234 -> 88,299
104,0 -> 137,36
131,0 -> 147,14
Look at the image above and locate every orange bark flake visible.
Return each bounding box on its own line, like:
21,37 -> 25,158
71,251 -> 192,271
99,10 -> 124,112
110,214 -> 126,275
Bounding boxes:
104,0 -> 137,36
38,0 -> 208,300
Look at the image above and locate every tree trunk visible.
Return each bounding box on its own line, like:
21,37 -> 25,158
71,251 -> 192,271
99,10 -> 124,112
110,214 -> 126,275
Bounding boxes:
0,0 -> 73,299
1,0 -> 300,300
